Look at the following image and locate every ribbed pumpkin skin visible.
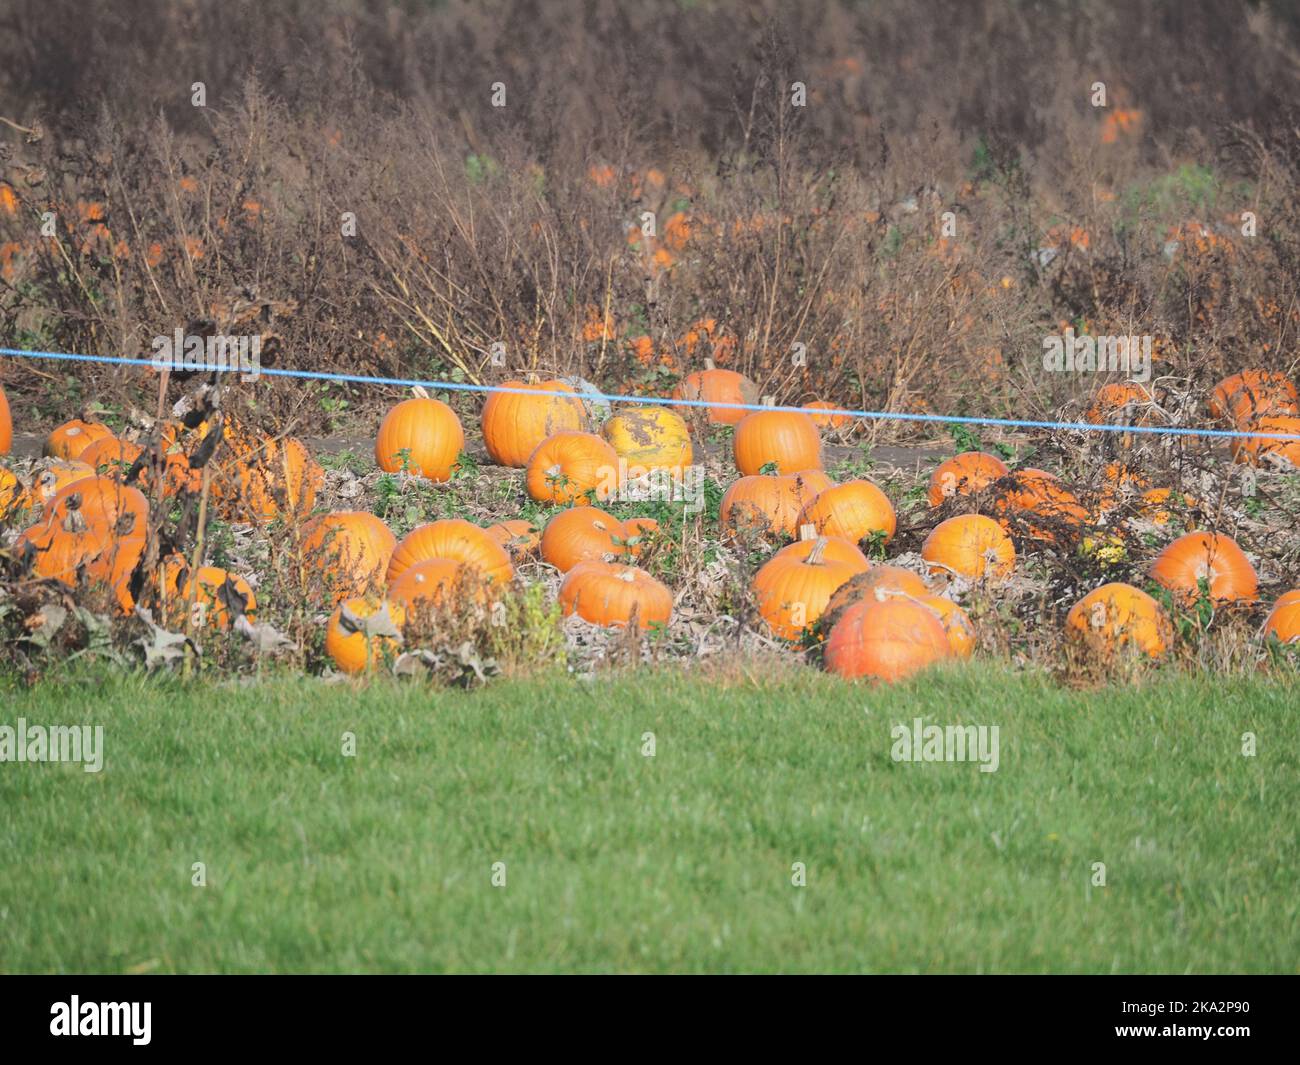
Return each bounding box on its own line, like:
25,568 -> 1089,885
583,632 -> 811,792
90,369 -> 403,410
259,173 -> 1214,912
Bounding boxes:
733,410 -> 822,475
388,558 -> 475,609
525,431 -> 618,505
485,519 -> 541,561
0,384 -> 11,454
774,535 -> 870,572
602,407 -> 693,470
325,598 -> 406,674
300,511 -> 397,603
752,541 -> 861,641
672,366 -> 758,424
28,460 -> 94,510
918,594 -> 975,657
927,451 -> 1008,507
921,514 -> 1015,579
797,479 -> 896,545
387,519 -> 513,584
1263,589 -> 1300,643
821,565 -> 931,627
824,599 -> 951,682
1066,582 -> 1170,660
559,561 -> 673,629
1228,416 -> 1300,469
994,468 -> 1087,541
80,436 -> 144,475
481,380 -> 588,467
540,506 -> 625,572
375,397 -> 465,480
1208,370 -> 1298,424
1149,532 -> 1258,605
719,470 -> 833,541
168,566 -> 257,631
44,419 -> 114,460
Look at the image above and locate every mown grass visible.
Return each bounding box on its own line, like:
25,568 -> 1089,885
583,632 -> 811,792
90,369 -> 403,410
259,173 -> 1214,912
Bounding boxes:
0,664 -> 1296,973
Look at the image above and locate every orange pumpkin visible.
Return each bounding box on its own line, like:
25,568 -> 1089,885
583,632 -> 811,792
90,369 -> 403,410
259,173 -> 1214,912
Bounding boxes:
917,595 -> 976,658
540,506 -> 628,572
481,379 -> 589,467
525,431 -> 618,505
0,384 -> 10,454
994,468 -> 1087,542
1208,370 -> 1298,425
921,514 -> 1015,580
1137,487 -> 1199,527
388,558 -> 477,609
1262,589 -> 1300,644
752,536 -> 863,641
926,451 -> 1008,507
25,460 -> 95,511
485,519 -> 541,561
773,533 -> 870,573
719,470 -> 833,541
821,565 -> 931,629
1149,532 -> 1258,605
796,479 -> 895,546
671,360 -> 759,425
559,561 -> 673,629
325,597 -> 406,674
1066,582 -> 1170,660
387,519 -> 513,585
0,466 -> 21,519
733,407 -> 822,476
300,512 -> 397,603
375,396 -> 465,481
211,424 -> 322,522
165,565 -> 257,631
80,436 -> 144,477
1228,416 -> 1300,469
824,598 -> 951,682
44,419 -> 114,461
1085,381 -> 1153,423
804,400 -> 851,430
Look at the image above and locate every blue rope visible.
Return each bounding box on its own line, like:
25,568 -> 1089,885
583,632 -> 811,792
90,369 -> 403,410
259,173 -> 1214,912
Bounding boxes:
2,346 -> 1299,442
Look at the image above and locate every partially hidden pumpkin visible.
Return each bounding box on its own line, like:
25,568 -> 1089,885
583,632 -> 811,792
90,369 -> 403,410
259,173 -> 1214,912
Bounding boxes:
1149,532 -> 1258,605
210,423 -> 323,522
163,563 -> 257,631
994,468 -> 1087,542
300,511 -> 397,603
375,396 -> 465,481
559,561 -> 673,629
671,361 -> 759,425
1262,589 -> 1300,644
481,379 -> 589,467
804,401 -> 852,431
525,431 -> 618,505
824,598 -> 951,682
719,470 -> 833,541
927,451 -> 1008,507
44,419 -> 114,461
1208,370 -> 1298,425
0,384 -> 11,454
733,407 -> 822,476
1228,416 -> 1300,469
387,518 -> 513,585
918,595 -> 976,658
325,597 -> 406,674
486,519 -> 541,561
921,514 -> 1015,580
1066,582 -> 1170,660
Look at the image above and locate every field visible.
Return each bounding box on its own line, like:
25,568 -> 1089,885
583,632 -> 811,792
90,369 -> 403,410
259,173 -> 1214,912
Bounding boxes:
2,0 -> 1300,975
2,665 -> 1296,974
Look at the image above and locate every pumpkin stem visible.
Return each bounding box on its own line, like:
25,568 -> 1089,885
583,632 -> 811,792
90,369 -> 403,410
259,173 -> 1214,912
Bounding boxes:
761,395 -> 775,407
798,522 -> 818,541
618,569 -> 636,583
546,463 -> 563,478
412,385 -> 430,400
807,537 -> 829,565
703,358 -> 716,371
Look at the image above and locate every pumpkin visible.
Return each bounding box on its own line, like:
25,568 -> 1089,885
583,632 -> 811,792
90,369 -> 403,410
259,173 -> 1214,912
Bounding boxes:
796,479 -> 895,546
1137,487 -> 1199,527
733,407 -> 822,476
375,396 -> 465,480
481,378 -> 589,467
27,460 -> 94,510
387,519 -> 513,585
918,595 -> 975,658
1066,582 -> 1170,660
388,558 -> 477,609
300,511 -> 397,603
820,565 -> 931,632
211,424 -> 323,522
621,517 -> 658,558
921,515 -> 1015,580
559,561 -> 673,629
1208,370 -> 1298,425
927,451 -> 1008,507
994,468 -> 1087,542
824,598 -> 951,682
1262,589 -> 1300,644
671,360 -> 759,424
1228,416 -> 1300,469
485,519 -> 541,561
752,536 -> 863,640
324,597 -> 406,674
0,466 -> 21,519
540,506 -> 629,572
0,384 -> 10,454
165,565 -> 257,631
80,436 -> 144,477
804,401 -> 851,431
1149,532 -> 1258,605
1085,382 -> 1153,422
525,431 -> 618,505
16,476 -> 149,612
773,532 -> 870,573
719,470 -> 834,541
44,419 -> 114,461
602,407 -> 693,471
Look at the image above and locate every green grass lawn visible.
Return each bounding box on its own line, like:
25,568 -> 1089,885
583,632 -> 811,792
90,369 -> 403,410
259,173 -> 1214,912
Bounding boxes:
1,664 -> 1296,973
